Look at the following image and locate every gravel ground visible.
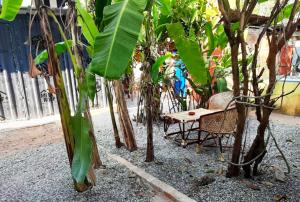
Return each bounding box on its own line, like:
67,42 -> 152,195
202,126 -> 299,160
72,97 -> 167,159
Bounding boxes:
0,104 -> 299,202
94,110 -> 300,202
0,142 -> 155,202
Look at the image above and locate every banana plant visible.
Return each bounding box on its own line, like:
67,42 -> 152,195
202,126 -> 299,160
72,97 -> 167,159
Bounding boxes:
0,0 -> 23,21
167,22 -> 208,85
89,0 -> 147,80
34,40 -> 72,64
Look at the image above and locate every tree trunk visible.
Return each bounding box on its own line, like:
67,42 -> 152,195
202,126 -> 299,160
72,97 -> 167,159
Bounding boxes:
36,6 -> 91,191
243,35 -> 277,177
143,2 -> 156,162
113,80 -> 137,151
226,42 -> 246,177
69,2 -> 102,169
105,80 -> 124,148
144,62 -> 154,162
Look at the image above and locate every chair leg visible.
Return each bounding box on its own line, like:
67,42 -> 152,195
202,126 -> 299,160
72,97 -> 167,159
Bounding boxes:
197,130 -> 201,144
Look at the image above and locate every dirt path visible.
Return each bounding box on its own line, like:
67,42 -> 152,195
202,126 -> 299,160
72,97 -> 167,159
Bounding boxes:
0,123 -> 63,157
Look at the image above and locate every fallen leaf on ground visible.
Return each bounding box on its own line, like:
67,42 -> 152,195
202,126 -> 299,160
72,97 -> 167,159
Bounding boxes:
246,183 -> 261,191
218,153 -> 225,162
261,181 -> 274,187
205,169 -> 215,174
286,139 -> 294,143
184,158 -> 192,164
274,194 -> 287,201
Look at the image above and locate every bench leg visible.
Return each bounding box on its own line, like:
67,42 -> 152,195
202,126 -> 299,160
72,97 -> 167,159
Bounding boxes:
181,122 -> 186,148
218,136 -> 223,153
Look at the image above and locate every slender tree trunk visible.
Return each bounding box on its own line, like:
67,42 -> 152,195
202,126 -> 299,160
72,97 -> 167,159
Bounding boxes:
143,1 -> 156,162
38,6 -> 74,167
36,5 -> 90,191
69,2 -> 102,169
105,80 -> 124,148
113,80 -> 137,151
226,43 -> 246,177
243,35 -> 278,177
144,61 -> 154,162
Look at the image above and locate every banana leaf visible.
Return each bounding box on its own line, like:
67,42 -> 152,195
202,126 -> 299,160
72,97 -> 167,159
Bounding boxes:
85,67 -> 97,101
151,53 -> 172,83
34,40 -> 72,65
204,22 -> 215,55
70,113 -> 93,183
76,0 -> 99,46
89,0 -> 146,80
167,22 -> 208,85
0,0 -> 23,21
95,0 -> 112,29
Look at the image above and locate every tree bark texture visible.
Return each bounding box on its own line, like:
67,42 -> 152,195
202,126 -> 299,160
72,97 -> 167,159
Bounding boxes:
37,7 -> 75,166
69,9 -> 102,168
144,61 -> 154,162
243,33 -> 278,177
68,2 -> 102,169
226,42 -> 246,177
35,5 -> 93,192
105,80 -> 124,148
113,80 -> 137,151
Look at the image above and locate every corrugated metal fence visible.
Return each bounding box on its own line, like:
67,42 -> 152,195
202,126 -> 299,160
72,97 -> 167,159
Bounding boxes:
0,14 -> 106,121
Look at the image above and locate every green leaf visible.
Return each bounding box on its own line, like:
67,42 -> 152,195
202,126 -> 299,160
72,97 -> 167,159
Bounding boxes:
152,4 -> 159,29
95,0 -> 111,28
204,22 -> 215,55
76,0 -> 100,46
277,3 -> 300,23
70,114 -> 93,183
90,0 -> 146,80
258,0 -> 268,3
167,22 -> 208,85
0,0 -> 23,21
155,0 -> 173,16
215,78 -> 228,93
230,22 -> 240,33
85,67 -> 97,101
34,40 -> 72,65
151,53 -> 172,83
215,25 -> 228,49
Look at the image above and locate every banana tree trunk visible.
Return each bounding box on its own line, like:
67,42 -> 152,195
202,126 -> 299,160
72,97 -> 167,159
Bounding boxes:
144,62 -> 154,162
68,3 -> 102,168
113,80 -> 137,151
105,80 -> 124,148
37,7 -> 74,165
36,5 -> 93,191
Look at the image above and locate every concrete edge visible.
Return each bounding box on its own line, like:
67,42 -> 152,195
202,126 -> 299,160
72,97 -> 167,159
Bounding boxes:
107,153 -> 197,202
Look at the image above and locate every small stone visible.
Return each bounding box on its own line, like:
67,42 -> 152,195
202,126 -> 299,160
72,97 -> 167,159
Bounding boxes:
128,171 -> 137,178
216,166 -> 225,175
273,166 -> 286,182
195,175 -> 216,186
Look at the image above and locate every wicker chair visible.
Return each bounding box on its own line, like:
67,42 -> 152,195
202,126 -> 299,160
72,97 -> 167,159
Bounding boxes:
197,107 -> 237,152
